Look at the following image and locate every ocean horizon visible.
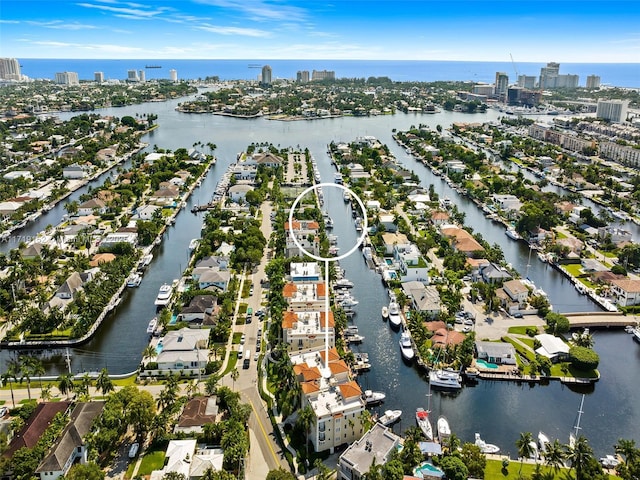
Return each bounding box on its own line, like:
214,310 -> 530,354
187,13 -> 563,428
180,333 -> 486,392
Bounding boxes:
16,58 -> 640,88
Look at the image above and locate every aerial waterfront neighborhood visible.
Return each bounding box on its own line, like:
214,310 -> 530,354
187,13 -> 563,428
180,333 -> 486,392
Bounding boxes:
1,54 -> 640,480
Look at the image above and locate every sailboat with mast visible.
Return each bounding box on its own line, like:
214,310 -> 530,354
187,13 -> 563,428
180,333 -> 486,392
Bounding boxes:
569,394 -> 585,449
416,382 -> 434,441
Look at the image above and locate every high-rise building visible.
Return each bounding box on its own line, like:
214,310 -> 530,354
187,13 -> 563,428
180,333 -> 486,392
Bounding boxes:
297,70 -> 309,83
169,69 -> 178,82
494,72 -> 509,98
596,100 -> 628,123
517,75 -> 537,89
127,70 -> 139,82
311,69 -> 335,81
138,70 -> 145,82
539,62 -> 560,89
0,58 -> 21,80
54,72 -> 79,85
586,75 -> 601,89
94,72 -> 104,83
261,65 -> 272,86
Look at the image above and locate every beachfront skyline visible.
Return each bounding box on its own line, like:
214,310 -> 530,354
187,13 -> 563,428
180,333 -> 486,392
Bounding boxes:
1,0 -> 639,63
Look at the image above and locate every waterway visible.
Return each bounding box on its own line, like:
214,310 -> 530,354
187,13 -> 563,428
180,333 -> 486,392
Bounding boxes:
3,95 -> 639,456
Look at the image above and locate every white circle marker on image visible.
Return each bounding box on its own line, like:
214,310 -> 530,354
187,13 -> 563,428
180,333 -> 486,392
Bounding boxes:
288,182 -> 368,261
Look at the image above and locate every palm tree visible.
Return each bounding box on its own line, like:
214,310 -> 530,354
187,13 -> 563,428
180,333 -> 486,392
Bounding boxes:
566,435 -> 593,480
443,432 -> 462,455
57,373 -> 75,399
516,432 -> 535,477
186,379 -> 199,398
296,404 -> 315,461
544,439 -> 566,474
2,359 -> 20,408
614,438 -> 638,465
96,368 -> 114,396
204,374 -> 219,396
40,385 -> 52,402
142,345 -> 156,362
230,367 -> 239,391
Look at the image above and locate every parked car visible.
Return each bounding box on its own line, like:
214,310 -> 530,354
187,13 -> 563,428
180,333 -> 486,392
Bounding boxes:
128,442 -> 139,459
0,407 -> 8,418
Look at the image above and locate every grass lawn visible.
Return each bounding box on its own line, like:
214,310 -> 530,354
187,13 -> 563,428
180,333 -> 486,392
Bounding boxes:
562,264 -> 597,289
554,230 -> 568,239
222,354 -> 238,376
507,326 -> 537,335
137,450 -> 166,476
485,459 -> 618,479
232,332 -> 243,344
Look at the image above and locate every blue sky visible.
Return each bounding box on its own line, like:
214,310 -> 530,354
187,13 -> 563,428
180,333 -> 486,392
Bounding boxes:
1,0 -> 639,62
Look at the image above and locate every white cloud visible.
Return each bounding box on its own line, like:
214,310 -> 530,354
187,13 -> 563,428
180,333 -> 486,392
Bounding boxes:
32,40 -> 143,53
196,24 -> 271,37
26,20 -> 99,30
193,0 -> 307,22
0,19 -> 20,24
76,1 -> 171,19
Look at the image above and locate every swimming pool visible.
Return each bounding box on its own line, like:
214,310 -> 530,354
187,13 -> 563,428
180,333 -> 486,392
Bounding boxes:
413,462 -> 444,478
476,358 -> 499,369
385,258 -> 393,265
156,343 -> 164,354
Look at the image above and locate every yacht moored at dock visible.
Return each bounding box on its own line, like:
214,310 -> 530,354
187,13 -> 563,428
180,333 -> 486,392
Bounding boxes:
399,331 -> 415,361
154,283 -> 173,307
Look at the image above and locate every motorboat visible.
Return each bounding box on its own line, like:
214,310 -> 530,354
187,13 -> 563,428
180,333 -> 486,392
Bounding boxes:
538,431 -> 550,453
399,331 -> 415,361
345,333 -> 364,344
343,191 -> 351,203
634,327 -> 640,343
355,217 -> 363,232
464,367 -> 480,379
474,433 -> 500,454
381,306 -> 389,321
505,228 -> 521,240
429,369 -> 462,390
146,317 -> 157,335
154,283 -> 173,307
363,390 -> 386,405
437,416 -> 451,442
334,278 -> 354,289
528,441 -> 539,460
378,409 -> 402,426
624,325 -> 636,334
600,455 -> 620,468
325,217 -> 334,229
126,272 -> 142,288
416,408 -> 433,441
340,297 -> 359,308
188,238 -> 200,253
138,254 -> 153,271
388,299 -> 402,327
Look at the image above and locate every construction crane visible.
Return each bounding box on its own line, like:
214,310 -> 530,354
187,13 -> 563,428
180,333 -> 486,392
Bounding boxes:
509,53 -> 519,78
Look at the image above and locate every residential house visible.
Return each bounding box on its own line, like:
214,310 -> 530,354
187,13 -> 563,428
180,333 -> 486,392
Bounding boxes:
248,152 -> 283,168
231,163 -> 258,181
535,334 -> 570,362
194,255 -> 230,271
155,328 -> 209,374
149,186 -> 179,206
528,227 -> 552,244
89,253 -> 116,267
35,402 -> 105,480
502,279 -> 529,307
3,402 -> 71,460
475,341 -> 517,365
144,152 -> 171,165
401,281 -> 441,317
174,396 -> 218,434
149,441 -> 223,480
178,295 -> 217,325
62,164 -> 85,179
338,423 -> 402,480
290,262 -> 321,282
228,184 -> 254,203
346,163 -> 370,179
380,232 -> 409,256
77,198 -> 106,216
598,226 -> 633,246
20,242 -> 47,259
441,225 -> 485,256
393,243 -> 429,283
491,194 -> 523,215
282,310 -> 335,352
100,231 -> 138,248
377,212 -> 397,233
610,278 -> 640,307
197,269 -> 230,291
4,171 -> 33,180
53,271 -> 91,301
479,262 -> 512,284
427,322 -> 466,347
132,204 -> 161,221
431,211 -> 450,226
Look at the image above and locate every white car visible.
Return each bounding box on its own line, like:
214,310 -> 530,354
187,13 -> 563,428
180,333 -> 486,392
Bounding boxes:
240,334 -> 246,345
462,326 -> 472,333
464,319 -> 474,326
0,407 -> 8,418
128,442 -> 139,458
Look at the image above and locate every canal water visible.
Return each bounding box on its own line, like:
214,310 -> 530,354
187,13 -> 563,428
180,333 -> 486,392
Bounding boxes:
3,96 -> 639,456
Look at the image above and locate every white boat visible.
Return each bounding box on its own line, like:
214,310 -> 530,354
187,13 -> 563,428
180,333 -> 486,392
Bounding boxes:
188,238 -> 200,253
388,300 -> 402,327
429,369 -> 462,390
538,431 -> 550,453
475,433 -> 500,454
464,367 -> 480,379
146,317 -> 157,334
505,228 -> 521,240
437,416 -> 451,442
378,409 -> 402,426
334,172 -> 343,184
633,327 -> 640,343
126,272 -> 142,288
355,217 -> 363,232
537,251 -> 548,263
325,217 -> 334,229
624,325 -> 635,334
363,390 -> 386,405
381,306 -> 389,320
575,283 -> 587,294
154,283 -> 173,307
416,408 -> 433,441
399,331 -> 415,361
528,441 -> 539,460
340,297 -> 359,308
334,278 -> 354,289
343,191 -> 351,203
439,197 -> 452,209
138,254 -> 153,270
600,455 -> 620,468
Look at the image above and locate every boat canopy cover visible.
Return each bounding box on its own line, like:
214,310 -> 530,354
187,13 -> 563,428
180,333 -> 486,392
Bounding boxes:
419,442 -> 443,455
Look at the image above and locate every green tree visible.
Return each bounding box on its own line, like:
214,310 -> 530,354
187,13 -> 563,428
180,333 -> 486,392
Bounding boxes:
544,439 -> 566,473
96,368 -> 114,396
65,462 -> 105,479
566,435 -> 594,480
516,432 -> 536,476
57,373 -> 75,399
296,404 -> 315,460
460,442 -> 486,478
439,455 -> 469,480
266,468 -> 296,480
